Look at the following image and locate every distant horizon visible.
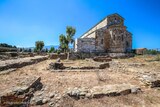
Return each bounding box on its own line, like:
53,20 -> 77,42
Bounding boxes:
1,43 -> 159,50
0,0 -> 160,49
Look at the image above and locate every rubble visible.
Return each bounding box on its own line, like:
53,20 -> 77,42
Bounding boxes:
140,75 -> 160,88
49,62 -> 65,70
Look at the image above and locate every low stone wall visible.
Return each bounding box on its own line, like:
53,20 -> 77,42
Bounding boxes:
0,52 -> 39,61
0,56 -> 48,72
49,53 -> 67,60
93,56 -> 112,62
69,52 -> 134,60
69,52 -> 108,60
66,84 -> 141,99
108,53 -> 134,58
0,47 -> 18,52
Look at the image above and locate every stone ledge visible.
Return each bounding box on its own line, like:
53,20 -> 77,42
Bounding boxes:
0,76 -> 42,107
66,84 -> 141,99
0,56 -> 48,72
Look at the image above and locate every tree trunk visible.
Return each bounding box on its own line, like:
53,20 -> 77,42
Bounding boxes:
67,52 -> 70,60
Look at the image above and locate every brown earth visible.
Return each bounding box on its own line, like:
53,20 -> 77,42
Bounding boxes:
0,55 -> 160,107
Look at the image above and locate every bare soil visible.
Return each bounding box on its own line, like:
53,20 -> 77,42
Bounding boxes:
0,55 -> 160,107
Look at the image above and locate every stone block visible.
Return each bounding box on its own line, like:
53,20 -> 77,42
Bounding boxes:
99,63 -> 110,69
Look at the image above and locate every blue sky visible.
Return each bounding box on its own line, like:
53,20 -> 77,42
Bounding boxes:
0,0 -> 160,49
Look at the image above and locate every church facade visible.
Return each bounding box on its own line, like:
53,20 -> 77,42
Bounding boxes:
74,13 -> 132,53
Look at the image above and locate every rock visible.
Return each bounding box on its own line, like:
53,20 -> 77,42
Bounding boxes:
85,93 -> 92,98
49,102 -> 55,107
151,80 -> 160,88
36,91 -> 44,96
30,97 -> 36,105
49,92 -> 55,98
91,84 -> 140,98
66,84 -> 141,99
54,103 -> 60,107
71,88 -> 80,96
67,87 -> 81,99
140,75 -> 160,88
35,98 -> 43,105
49,62 -> 65,70
128,63 -> 145,67
0,76 -> 43,107
42,98 -> 49,104
119,89 -> 131,95
56,58 -> 61,62
0,68 -> 17,75
55,95 -> 61,100
131,87 -> 141,94
79,91 -> 87,96
93,56 -> 112,62
99,63 -> 110,69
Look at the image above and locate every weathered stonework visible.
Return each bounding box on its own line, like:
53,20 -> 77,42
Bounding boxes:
75,13 -> 132,53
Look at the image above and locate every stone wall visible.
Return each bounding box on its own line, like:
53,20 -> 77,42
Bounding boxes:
75,38 -> 96,52
0,47 -> 18,52
49,53 -> 67,60
108,26 -> 132,53
0,56 -> 48,72
95,29 -> 106,52
69,52 -> 134,60
69,52 -> 108,60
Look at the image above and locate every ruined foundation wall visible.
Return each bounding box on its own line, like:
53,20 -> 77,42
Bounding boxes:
69,52 -> 134,60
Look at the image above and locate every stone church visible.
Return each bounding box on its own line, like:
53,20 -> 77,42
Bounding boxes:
74,13 -> 132,53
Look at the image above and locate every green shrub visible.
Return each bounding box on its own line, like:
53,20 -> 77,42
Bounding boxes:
56,50 -> 61,54
145,49 -> 158,55
49,47 -> 55,53
35,41 -> 44,52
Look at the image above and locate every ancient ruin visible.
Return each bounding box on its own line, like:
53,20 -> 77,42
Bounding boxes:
75,13 -> 132,53
0,12 -> 160,107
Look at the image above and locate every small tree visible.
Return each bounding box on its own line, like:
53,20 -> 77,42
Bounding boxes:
66,26 -> 76,46
49,47 -> 55,53
59,34 -> 68,52
35,41 -> 44,52
59,26 -> 76,53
